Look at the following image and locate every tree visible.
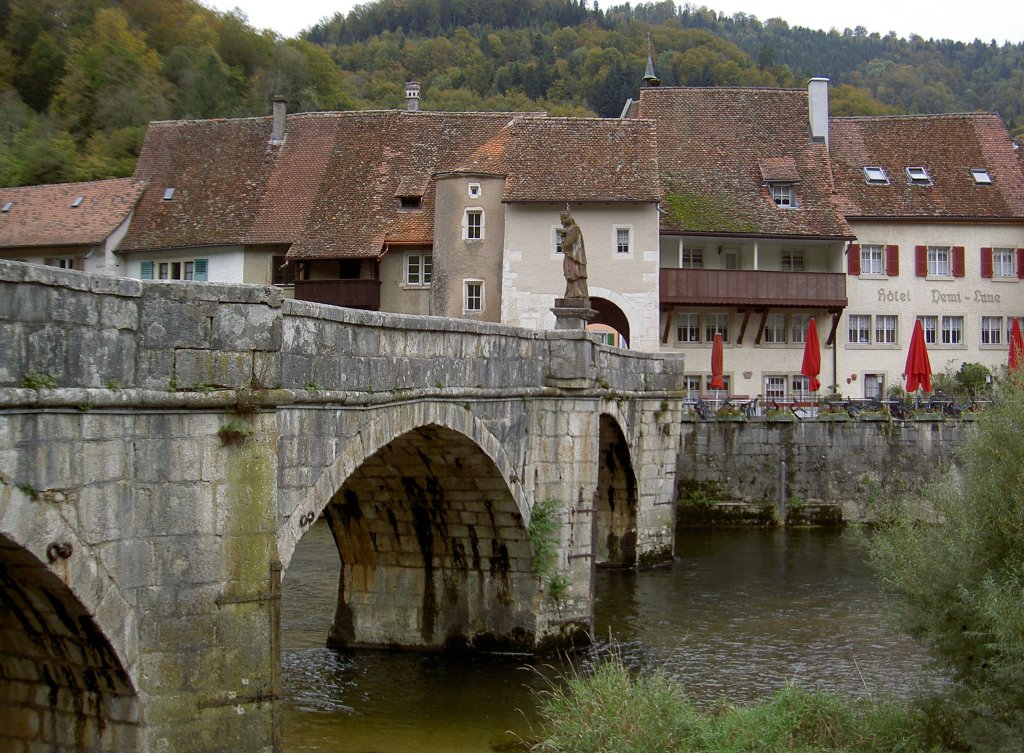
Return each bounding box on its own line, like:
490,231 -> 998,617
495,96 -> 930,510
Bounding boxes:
867,376 -> 1024,750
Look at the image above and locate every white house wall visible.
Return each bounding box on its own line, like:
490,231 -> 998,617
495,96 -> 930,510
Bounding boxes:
127,246 -> 246,282
501,203 -> 661,351
839,220 -> 1024,397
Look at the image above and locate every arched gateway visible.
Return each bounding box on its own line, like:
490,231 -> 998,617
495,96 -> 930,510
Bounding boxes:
0,261 -> 684,752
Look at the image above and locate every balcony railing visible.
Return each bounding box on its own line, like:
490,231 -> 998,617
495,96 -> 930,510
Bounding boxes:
293,279 -> 382,310
660,268 -> 847,308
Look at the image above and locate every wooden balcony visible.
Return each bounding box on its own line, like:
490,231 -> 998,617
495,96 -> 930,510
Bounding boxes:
293,279 -> 382,310
660,268 -> 847,308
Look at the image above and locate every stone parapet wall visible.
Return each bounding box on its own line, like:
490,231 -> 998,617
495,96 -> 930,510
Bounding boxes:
677,417 -> 970,521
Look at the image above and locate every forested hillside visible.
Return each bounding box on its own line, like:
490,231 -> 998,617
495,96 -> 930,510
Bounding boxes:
2,0 -> 1021,188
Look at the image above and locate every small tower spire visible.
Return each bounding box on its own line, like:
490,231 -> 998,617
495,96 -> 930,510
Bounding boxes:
643,33 -> 660,87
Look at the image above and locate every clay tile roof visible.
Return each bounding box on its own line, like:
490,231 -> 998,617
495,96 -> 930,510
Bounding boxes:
122,110 -> 524,260
829,113 -> 1024,220
759,156 -> 800,183
454,117 -> 661,203
0,178 -> 146,250
634,86 -> 852,239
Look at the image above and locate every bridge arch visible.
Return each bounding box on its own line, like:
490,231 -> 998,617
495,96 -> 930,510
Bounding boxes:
0,525 -> 141,750
595,411 -> 639,567
281,402 -> 538,651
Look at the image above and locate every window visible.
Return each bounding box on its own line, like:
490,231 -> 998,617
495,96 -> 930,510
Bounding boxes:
860,245 -> 884,275
71,196 -> 84,208
406,253 -> 432,286
791,375 -> 811,398
140,258 -> 208,281
994,248 -> 1015,277
981,316 -> 1003,345
1,201 -> 12,213
681,248 -> 703,269
875,315 -> 897,345
764,375 -> 787,400
398,196 -> 421,210
705,374 -> 730,392
705,313 -> 729,343
781,250 -> 804,271
791,314 -> 809,344
763,314 -> 787,344
906,166 -> 931,185
863,166 -> 889,184
615,227 -> 631,255
941,316 -> 963,345
971,169 -> 992,185
468,183 -> 481,198
162,187 -> 175,201
770,183 -> 795,207
463,209 -> 483,240
675,313 -> 700,343
682,375 -> 702,395
272,255 -> 298,286
928,246 -> 951,277
864,374 -> 885,399
848,315 -> 871,344
51,258 -> 77,270
918,315 -> 937,344
554,227 -> 565,255
464,280 -> 483,313
1009,318 -> 1024,343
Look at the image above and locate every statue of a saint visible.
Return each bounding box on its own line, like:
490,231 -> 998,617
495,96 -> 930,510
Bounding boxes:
560,209 -> 588,300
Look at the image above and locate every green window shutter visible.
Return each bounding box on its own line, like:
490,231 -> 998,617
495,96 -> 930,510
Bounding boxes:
193,258 -> 208,281
140,261 -> 154,279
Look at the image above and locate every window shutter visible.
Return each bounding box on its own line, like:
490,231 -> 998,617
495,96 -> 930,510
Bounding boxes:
885,245 -> 899,276
193,258 -> 208,281
915,246 -> 927,277
140,261 -> 154,279
847,244 -> 860,275
1018,249 -> 1024,279
980,247 -> 993,278
952,246 -> 965,278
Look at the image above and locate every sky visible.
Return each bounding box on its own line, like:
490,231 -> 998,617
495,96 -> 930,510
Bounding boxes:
201,0 -> 1023,44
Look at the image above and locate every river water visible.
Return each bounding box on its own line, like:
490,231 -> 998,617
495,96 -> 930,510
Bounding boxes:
281,523 -> 941,752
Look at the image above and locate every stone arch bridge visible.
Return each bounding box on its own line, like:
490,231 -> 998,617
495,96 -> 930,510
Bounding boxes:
0,261 -> 685,752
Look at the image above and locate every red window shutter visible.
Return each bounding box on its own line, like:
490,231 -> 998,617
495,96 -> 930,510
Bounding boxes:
885,245 -> 899,276
952,246 -> 965,278
847,244 -> 860,275
980,247 -> 993,278
915,246 -> 928,277
1018,249 -> 1024,279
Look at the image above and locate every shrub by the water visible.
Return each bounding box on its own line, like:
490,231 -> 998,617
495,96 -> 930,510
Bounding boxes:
532,658 -> 929,753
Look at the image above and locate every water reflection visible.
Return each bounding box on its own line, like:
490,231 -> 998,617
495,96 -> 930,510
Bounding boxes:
281,522 -> 940,752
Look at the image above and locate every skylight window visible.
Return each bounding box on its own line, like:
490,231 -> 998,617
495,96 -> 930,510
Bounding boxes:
71,196 -> 84,208
906,166 -> 932,185
971,168 -> 993,184
863,166 -> 889,184
1,201 -> 11,213
162,187 -> 176,201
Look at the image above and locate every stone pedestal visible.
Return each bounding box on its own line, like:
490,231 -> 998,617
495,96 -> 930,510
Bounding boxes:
551,298 -> 597,330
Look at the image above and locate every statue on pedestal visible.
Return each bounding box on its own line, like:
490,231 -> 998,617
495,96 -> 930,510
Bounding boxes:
560,209 -> 588,301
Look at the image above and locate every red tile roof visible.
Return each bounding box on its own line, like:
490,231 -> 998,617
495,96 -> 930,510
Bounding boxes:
0,178 -> 145,250
634,86 -> 852,240
830,114 -> 1024,220
122,110 -> 527,260
454,117 -> 661,203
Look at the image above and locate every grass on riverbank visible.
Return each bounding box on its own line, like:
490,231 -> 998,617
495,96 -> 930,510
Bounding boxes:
531,657 -> 933,753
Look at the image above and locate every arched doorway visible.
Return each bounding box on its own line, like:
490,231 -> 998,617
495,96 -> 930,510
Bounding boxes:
588,297 -> 631,348
0,535 -> 141,751
316,424 -> 538,652
595,415 -> 638,567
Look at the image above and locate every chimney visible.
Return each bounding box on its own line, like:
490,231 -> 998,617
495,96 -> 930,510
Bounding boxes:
807,77 -> 829,147
405,81 -> 421,112
271,95 -> 287,144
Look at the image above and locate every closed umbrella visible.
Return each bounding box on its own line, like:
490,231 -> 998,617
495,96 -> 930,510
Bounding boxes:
800,318 -> 821,392
710,333 -> 725,391
1010,319 -> 1024,373
904,319 -> 933,393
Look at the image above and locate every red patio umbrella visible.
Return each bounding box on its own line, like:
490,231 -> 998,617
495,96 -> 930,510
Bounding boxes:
800,318 -> 821,392
1009,319 -> 1024,373
904,319 -> 933,393
710,333 -> 725,391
